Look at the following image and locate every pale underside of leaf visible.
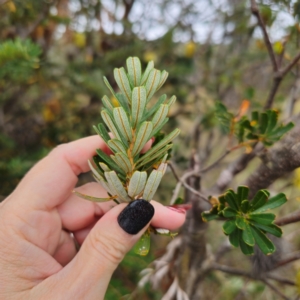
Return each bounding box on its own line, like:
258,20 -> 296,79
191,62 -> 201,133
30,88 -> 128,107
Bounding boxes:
156,70 -> 168,91
146,69 -> 161,101
105,171 -> 132,202
99,162 -> 111,172
92,174 -> 114,195
108,139 -> 127,154
167,95 -> 176,107
140,60 -> 154,85
73,190 -> 114,202
111,152 -> 132,173
101,95 -> 114,113
132,86 -> 147,128
128,171 -> 147,198
126,56 -> 142,87
88,159 -> 102,180
152,104 -> 169,133
143,169 -> 164,201
113,107 -> 132,142
132,121 -> 153,156
101,110 -> 122,142
103,76 -> 116,97
114,67 -> 132,104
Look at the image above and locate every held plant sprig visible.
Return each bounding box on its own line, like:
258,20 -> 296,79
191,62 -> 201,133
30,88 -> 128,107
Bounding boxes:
75,57 -> 180,255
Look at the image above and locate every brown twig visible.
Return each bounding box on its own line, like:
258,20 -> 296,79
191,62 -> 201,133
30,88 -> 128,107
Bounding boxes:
273,251 -> 300,269
250,0 -> 278,72
260,279 -> 290,300
276,210 -> 300,226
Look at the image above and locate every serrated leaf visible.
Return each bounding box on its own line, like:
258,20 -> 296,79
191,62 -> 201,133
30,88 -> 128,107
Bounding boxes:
248,213 -> 275,225
140,60 -> 154,85
152,104 -> 169,133
113,107 -> 132,142
126,56 -> 142,87
236,216 -> 247,230
223,207 -> 238,218
108,139 -> 127,154
111,152 -> 132,173
229,228 -> 240,247
114,67 -> 132,104
250,225 -> 276,255
105,171 -> 131,202
101,110 -> 123,143
145,69 -> 161,100
96,148 -> 125,176
249,222 -> 282,237
156,70 -> 168,91
242,222 -> 255,246
142,94 -> 167,121
252,193 -> 287,213
137,128 -> 180,164
132,121 -> 153,156
241,200 -> 250,213
132,86 -> 147,128
103,76 -> 117,97
251,190 -> 269,211
225,190 -> 239,210
101,95 -> 114,113
223,220 -> 237,235
137,144 -> 173,169
143,169 -> 163,200
73,190 -> 114,202
128,171 -> 147,198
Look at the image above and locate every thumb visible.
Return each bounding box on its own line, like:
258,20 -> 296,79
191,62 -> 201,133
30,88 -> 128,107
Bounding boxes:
42,200 -> 154,299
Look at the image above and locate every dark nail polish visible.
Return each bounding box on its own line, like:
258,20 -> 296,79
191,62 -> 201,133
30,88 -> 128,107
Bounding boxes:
118,199 -> 155,235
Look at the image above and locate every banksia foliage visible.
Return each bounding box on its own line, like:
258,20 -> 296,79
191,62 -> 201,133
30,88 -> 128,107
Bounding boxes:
76,57 -> 179,205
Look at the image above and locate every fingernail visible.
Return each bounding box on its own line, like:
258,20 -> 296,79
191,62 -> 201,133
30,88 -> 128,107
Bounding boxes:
166,204 -> 192,214
166,207 -> 186,214
118,199 -> 155,235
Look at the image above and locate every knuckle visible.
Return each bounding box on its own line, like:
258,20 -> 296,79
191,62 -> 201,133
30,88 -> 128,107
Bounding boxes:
89,231 -> 127,267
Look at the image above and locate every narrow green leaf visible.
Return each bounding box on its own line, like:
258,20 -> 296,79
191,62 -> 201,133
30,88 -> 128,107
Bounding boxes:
239,237 -> 254,255
126,56 -> 142,87
229,228 -> 240,247
225,190 -> 239,210
103,76 -> 117,97
114,67 -> 132,104
128,171 -> 147,198
116,93 -> 130,114
108,139 -> 127,154
156,70 -> 168,91
134,230 -> 150,256
223,220 -> 237,235
259,112 -> 268,134
92,156 -> 105,176
101,95 -> 114,113
241,200 -> 250,213
132,86 -> 147,128
237,186 -> 249,205
145,69 -> 161,100
101,110 -> 122,142
248,213 -> 275,225
105,171 -> 131,202
167,95 -> 176,107
223,207 -> 238,218
252,193 -> 287,213
142,94 -> 167,121
88,159 -> 103,180
143,170 -> 163,200
266,110 -> 278,133
151,104 -> 169,133
269,122 -> 294,140
98,123 -> 111,144
96,148 -> 125,176
202,211 -> 219,222
236,216 -> 247,230
250,225 -> 276,255
249,222 -> 282,238
73,190 -> 114,202
140,60 -> 154,85
251,190 -> 269,211
137,144 -> 173,169
136,128 -> 180,164
132,121 -> 153,156
111,152 -> 132,173
242,222 -> 255,246
113,107 -> 132,142
93,125 -> 103,139
151,117 -> 169,137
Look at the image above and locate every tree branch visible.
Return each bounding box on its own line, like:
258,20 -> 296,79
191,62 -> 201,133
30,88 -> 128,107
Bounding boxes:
276,210 -> 300,226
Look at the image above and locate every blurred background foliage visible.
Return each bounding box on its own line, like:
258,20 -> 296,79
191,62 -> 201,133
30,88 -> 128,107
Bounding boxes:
2,0 -> 300,299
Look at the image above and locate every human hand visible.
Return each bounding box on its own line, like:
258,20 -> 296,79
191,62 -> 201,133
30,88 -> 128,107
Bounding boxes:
0,136 -> 186,299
